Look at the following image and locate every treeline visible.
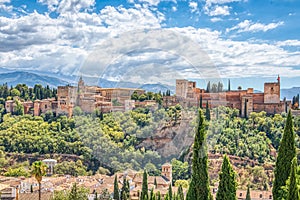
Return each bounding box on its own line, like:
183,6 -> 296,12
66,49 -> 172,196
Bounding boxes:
131,90 -> 171,104
292,94 -> 299,109
0,83 -> 57,101
206,81 -> 224,93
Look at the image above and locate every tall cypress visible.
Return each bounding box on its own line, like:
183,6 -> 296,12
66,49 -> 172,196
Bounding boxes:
121,176 -> 130,200
228,79 -> 231,91
287,157 -> 299,200
156,191 -> 161,200
141,170 -> 148,200
113,175 -> 120,200
273,110 -> 296,200
245,185 -> 251,200
186,109 -> 211,200
205,101 -> 210,121
168,184 -> 173,200
216,155 -> 237,200
199,94 -> 203,109
177,185 -> 184,200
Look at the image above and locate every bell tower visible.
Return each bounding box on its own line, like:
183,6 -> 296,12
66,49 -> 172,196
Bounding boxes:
161,163 -> 172,183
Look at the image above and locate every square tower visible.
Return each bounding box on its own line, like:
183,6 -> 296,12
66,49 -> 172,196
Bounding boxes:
264,81 -> 280,104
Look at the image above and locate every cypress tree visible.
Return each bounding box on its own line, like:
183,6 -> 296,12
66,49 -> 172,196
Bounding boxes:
113,175 -> 120,200
206,81 -> 210,93
273,110 -> 296,200
245,185 -> 251,200
168,184 -> 173,200
199,94 -> 203,109
177,185 -> 184,200
156,191 -> 161,200
165,193 -> 170,200
141,170 -> 148,200
150,188 -> 155,200
287,157 -> 299,200
216,155 -> 237,200
186,109 -> 211,200
121,176 -> 130,200
228,79 -> 231,91
205,101 -> 210,121
154,177 -> 157,189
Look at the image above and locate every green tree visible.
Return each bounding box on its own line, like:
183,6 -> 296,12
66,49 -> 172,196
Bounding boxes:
205,101 -> 210,121
273,110 -> 296,200
216,155 -> 237,200
177,184 -> 184,200
141,170 -> 148,200
287,158 -> 299,200
31,161 -> 47,200
14,100 -> 24,115
156,191 -> 161,200
68,183 -> 89,200
186,109 -> 211,200
228,79 -> 231,91
114,175 -> 120,200
121,176 -> 130,200
10,88 -> 20,97
199,94 -> 203,109
245,185 -> 251,200
168,184 -> 173,200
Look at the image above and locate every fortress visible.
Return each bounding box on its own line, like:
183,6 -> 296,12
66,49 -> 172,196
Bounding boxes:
5,76 -> 291,117
171,76 -> 291,117
5,77 -> 145,117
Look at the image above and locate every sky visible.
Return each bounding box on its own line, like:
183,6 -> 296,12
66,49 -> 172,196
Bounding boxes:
0,0 -> 300,90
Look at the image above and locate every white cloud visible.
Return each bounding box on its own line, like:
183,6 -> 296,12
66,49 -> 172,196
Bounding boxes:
205,0 -> 246,7
0,0 -> 12,12
210,17 -> 222,22
276,40 -> 300,47
138,0 -> 161,6
226,20 -> 284,33
38,0 -> 95,13
0,1 -> 299,82
189,1 -> 198,13
172,6 -> 177,12
208,5 -> 230,16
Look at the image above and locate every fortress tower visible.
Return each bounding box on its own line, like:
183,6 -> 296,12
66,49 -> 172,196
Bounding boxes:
161,163 -> 172,183
264,75 -> 280,104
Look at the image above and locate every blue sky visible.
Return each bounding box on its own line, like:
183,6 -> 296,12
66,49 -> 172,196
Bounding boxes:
0,0 -> 300,90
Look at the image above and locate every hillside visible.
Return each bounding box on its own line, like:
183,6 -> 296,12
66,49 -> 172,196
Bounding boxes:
281,87 -> 300,100
0,71 -> 68,87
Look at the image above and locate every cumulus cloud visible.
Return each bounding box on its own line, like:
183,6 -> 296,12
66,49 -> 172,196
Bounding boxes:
208,5 -> 230,16
210,17 -> 222,22
226,20 -> 284,33
0,0 -> 299,83
276,40 -> 300,47
189,1 -> 198,13
38,0 -> 95,14
205,0 -> 246,7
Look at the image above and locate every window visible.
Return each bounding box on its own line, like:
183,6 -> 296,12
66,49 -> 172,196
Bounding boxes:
239,193 -> 242,197
260,194 -> 263,198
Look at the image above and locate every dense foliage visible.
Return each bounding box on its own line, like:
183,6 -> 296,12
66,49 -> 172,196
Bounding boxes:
0,83 -> 57,101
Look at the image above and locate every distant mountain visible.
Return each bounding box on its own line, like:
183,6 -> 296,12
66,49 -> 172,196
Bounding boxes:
140,83 -> 175,93
281,87 -> 300,100
0,71 -> 69,87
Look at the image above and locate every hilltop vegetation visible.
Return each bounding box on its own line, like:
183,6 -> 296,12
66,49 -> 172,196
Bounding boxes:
0,105 -> 299,190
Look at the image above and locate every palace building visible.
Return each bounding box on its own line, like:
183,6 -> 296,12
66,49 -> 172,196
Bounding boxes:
171,76 -> 291,117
